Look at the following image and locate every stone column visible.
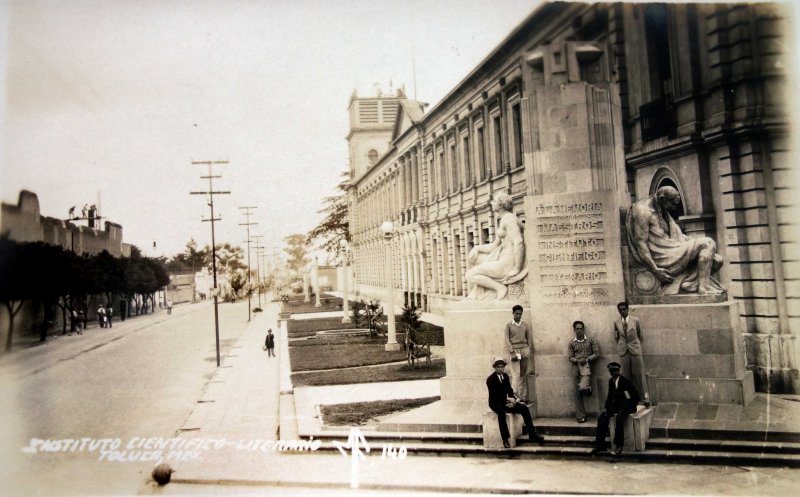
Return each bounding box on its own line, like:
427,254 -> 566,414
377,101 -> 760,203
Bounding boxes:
522,41 -> 630,416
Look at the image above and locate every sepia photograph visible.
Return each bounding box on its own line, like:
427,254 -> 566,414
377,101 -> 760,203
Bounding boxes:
1,1 -> 799,496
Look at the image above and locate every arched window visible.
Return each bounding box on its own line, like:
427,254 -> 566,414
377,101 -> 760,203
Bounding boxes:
367,149 -> 378,166
650,168 -> 685,218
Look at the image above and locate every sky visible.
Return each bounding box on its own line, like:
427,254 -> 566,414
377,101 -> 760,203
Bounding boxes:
0,0 -> 541,261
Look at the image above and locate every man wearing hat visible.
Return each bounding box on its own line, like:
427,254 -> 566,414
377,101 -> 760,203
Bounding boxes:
592,361 -> 640,455
486,357 -> 545,449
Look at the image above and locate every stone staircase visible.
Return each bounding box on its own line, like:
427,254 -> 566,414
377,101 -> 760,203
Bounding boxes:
298,395 -> 800,468
299,420 -> 800,467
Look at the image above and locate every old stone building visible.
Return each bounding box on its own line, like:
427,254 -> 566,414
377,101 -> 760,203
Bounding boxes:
347,2 -> 797,394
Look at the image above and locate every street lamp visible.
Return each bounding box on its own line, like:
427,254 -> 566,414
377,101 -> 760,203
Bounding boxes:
340,239 -> 351,324
380,221 -> 401,351
314,256 -> 322,308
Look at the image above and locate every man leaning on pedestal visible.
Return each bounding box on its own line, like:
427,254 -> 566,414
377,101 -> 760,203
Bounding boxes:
591,362 -> 640,455
567,320 -> 599,423
504,304 -> 532,402
486,357 -> 544,449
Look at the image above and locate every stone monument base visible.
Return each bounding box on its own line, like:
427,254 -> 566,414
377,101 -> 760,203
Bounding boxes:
439,303 -> 535,405
635,301 -> 754,405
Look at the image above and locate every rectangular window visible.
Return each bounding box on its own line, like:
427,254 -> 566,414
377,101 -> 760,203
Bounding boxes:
450,143 -> 458,192
493,115 -> 504,175
512,103 -> 523,167
477,127 -> 487,181
438,147 -> 447,195
427,155 -> 435,201
462,135 -> 472,186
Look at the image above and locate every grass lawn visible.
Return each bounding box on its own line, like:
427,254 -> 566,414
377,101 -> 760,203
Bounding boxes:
291,335 -> 383,347
321,396 -> 440,426
284,294 -> 343,313
292,358 -> 446,386
287,317 -> 361,335
290,342 -> 408,370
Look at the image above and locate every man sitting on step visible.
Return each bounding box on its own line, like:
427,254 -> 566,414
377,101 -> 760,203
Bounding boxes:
591,361 -> 640,455
486,357 -> 545,449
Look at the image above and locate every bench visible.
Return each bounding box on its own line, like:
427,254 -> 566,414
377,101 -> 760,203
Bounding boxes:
480,403 -> 535,449
406,338 -> 431,368
608,405 -> 655,452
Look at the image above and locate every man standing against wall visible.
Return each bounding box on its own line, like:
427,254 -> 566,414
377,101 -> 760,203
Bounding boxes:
614,301 -> 648,405
504,304 -> 532,402
568,320 -> 600,423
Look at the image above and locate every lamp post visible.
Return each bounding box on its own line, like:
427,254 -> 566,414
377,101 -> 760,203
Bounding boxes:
380,221 -> 401,351
340,239 -> 351,324
314,256 -> 322,308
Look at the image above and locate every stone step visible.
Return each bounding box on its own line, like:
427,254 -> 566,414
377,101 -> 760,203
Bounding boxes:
305,439 -> 800,467
648,426 -> 800,443
646,437 -> 800,454
301,426 -> 800,467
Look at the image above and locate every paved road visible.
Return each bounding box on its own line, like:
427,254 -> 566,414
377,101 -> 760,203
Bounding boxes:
0,299 -> 256,497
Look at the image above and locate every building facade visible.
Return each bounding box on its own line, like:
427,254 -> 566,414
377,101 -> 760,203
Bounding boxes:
347,3 -> 797,393
1,190 -> 131,257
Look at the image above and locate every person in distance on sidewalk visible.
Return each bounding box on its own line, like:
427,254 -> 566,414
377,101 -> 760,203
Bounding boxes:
486,357 -> 544,449
264,329 -> 276,357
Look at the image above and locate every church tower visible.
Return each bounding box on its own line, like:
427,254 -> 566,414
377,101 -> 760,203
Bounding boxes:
346,86 -> 405,179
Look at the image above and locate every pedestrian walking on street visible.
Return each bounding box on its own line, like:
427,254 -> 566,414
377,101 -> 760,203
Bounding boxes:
79,309 -> 87,331
106,305 -> 113,327
264,329 -> 275,357
167,299 -> 173,315
69,309 -> 77,335
97,305 -> 106,328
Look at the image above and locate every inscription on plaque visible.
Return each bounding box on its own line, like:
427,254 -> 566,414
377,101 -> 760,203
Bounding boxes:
534,201 -> 611,307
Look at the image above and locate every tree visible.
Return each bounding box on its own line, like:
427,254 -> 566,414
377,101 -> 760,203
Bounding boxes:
167,238 -> 208,271
0,238 -> 36,351
228,270 -> 247,301
284,234 -> 309,272
307,170 -> 350,264
214,243 -> 246,275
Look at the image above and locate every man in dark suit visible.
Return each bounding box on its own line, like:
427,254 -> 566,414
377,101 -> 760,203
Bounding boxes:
486,357 -> 545,449
592,361 -> 640,455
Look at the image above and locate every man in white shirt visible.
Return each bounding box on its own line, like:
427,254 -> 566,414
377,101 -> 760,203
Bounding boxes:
504,304 -> 532,402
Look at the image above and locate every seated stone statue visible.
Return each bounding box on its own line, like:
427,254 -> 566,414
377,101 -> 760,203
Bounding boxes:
626,186 -> 724,295
466,192 -> 528,300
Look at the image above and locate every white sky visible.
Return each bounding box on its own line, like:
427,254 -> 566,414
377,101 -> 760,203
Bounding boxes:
0,0 -> 540,260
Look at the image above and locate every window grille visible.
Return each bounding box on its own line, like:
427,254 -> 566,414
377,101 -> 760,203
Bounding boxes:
639,94 -> 676,142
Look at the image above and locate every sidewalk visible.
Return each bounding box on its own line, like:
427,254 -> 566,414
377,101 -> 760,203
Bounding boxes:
163,298 -> 800,496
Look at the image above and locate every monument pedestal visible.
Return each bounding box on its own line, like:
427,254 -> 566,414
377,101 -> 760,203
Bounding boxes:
636,301 -> 754,405
439,303 -> 535,407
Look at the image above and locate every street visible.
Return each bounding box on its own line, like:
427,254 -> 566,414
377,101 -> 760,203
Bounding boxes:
0,299 -> 255,497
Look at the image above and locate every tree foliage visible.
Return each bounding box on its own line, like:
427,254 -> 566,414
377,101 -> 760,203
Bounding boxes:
214,243 -> 246,274
283,234 -> 309,272
167,238 -> 208,271
0,238 -> 170,349
306,170 -> 350,264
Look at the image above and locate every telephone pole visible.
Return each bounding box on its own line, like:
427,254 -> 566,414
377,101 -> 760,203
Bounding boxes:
239,206 -> 258,322
190,160 -> 230,367
252,235 -> 265,308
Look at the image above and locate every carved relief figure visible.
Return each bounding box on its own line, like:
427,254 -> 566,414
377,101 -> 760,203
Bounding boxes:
466,192 -> 528,300
626,186 -> 724,295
